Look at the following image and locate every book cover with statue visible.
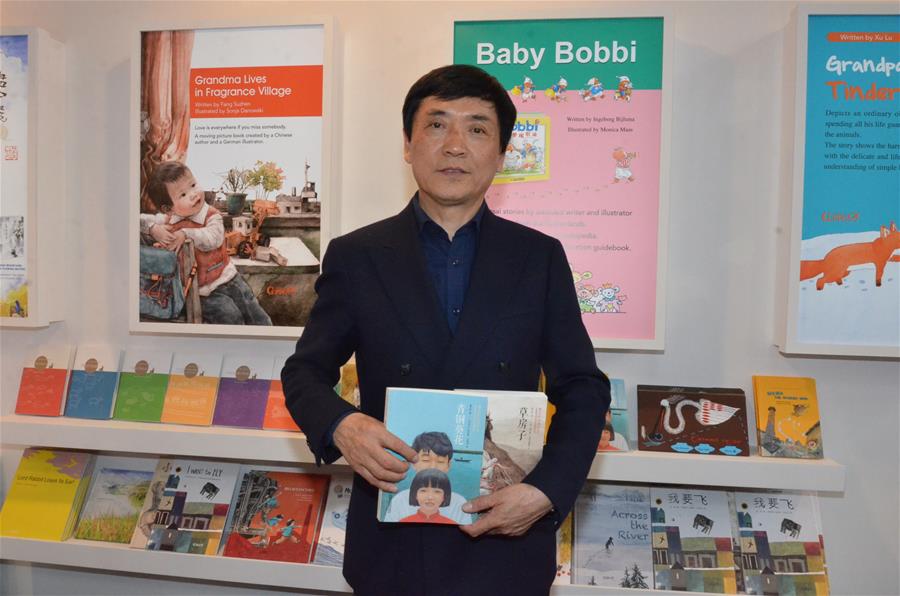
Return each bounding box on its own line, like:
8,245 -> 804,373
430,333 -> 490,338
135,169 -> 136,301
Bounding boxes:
378,388 -> 487,525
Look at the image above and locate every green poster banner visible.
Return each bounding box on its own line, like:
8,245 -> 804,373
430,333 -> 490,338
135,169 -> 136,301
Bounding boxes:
454,18 -> 663,90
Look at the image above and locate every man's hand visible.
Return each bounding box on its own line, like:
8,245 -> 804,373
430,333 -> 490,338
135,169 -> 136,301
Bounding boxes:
333,412 -> 418,493
459,483 -> 553,538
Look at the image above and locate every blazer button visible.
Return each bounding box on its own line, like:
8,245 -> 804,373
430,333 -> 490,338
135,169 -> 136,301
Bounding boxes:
498,361 -> 509,373
400,363 -> 412,376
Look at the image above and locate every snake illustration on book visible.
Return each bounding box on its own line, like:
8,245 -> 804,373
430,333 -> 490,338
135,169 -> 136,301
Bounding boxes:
641,395 -> 740,445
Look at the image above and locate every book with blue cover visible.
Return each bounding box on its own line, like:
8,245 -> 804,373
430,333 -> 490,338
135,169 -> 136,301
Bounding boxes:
64,346 -> 121,420
378,387 -> 487,525
573,483 -> 652,588
312,472 -> 353,566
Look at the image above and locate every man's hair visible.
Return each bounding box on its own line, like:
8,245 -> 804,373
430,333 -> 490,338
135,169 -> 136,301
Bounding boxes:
146,161 -> 190,212
408,468 -> 452,507
411,431 -> 453,459
402,64 -> 517,153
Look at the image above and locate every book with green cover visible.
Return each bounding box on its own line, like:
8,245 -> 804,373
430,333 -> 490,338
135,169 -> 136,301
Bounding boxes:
112,350 -> 173,422
74,455 -> 158,543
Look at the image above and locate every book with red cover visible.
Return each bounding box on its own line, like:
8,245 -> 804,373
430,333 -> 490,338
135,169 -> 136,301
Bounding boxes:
637,385 -> 749,457
262,380 -> 300,432
15,346 -> 73,416
222,467 -> 330,563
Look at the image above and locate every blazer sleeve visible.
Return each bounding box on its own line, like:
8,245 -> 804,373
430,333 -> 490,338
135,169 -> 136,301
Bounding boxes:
522,238 -> 611,525
281,237 -> 359,465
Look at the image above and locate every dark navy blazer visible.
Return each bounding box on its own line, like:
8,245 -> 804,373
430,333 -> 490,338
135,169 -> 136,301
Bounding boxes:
282,200 -> 610,595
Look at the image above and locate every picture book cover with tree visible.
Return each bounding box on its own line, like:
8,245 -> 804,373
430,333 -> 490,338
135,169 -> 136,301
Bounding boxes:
15,345 -> 73,416
637,385 -> 749,457
74,455 -> 158,543
222,467 -> 329,563
573,482 -> 652,588
378,388 -> 487,525
752,376 -> 823,459
130,458 -> 240,555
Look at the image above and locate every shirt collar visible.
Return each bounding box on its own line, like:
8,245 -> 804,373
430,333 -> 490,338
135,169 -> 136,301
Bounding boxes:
168,201 -> 209,225
412,193 -> 486,234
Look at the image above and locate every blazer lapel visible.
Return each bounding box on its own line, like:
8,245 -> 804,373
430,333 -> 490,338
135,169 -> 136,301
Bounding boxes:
440,209 -> 529,387
369,202 -> 452,370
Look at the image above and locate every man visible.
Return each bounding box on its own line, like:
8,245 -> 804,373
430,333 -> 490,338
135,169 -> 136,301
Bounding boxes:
282,64 -> 610,595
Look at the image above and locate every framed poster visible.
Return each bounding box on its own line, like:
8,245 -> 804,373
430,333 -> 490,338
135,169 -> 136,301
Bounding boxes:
781,6 -> 900,357
454,15 -> 672,350
0,28 -> 65,328
129,22 -> 335,338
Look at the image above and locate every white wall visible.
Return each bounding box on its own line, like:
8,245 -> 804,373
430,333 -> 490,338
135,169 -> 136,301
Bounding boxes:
1,2 -> 897,595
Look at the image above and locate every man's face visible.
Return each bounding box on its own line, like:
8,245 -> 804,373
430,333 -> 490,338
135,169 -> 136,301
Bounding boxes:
403,96 -> 505,212
166,170 -> 204,218
413,449 -> 451,473
415,485 -> 444,517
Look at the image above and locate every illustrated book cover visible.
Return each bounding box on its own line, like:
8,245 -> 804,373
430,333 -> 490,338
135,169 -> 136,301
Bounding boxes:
130,458 -> 240,555
378,387 -> 487,525
573,483 -> 652,588
15,345 -> 73,416
0,448 -> 94,541
263,379 -> 300,431
222,466 -> 330,563
74,455 -> 158,543
112,349 -> 173,422
752,376 -> 823,459
63,346 -> 122,420
554,512 -> 574,585
599,378 -> 630,452
312,472 -> 353,567
459,389 -> 547,495
650,487 -> 738,592
732,491 -> 829,595
212,354 -> 274,429
160,353 -> 222,426
637,385 -> 749,457
495,113 -> 550,183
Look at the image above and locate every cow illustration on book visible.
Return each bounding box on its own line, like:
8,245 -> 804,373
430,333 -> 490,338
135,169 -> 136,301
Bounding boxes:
780,518 -> 801,539
692,514 -> 714,535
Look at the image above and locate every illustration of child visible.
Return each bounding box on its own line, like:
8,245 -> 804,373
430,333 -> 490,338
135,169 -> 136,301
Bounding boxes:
139,161 -> 272,325
597,423 -> 621,452
249,513 -> 284,547
399,468 -> 456,525
612,148 -> 636,183
274,518 -> 300,544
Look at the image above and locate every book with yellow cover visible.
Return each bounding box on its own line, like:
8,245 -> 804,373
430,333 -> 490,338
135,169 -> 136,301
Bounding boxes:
160,353 -> 222,426
0,448 -> 94,540
752,376 -> 823,459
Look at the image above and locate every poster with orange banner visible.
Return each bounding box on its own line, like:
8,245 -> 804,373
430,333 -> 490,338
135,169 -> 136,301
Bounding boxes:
130,24 -> 334,337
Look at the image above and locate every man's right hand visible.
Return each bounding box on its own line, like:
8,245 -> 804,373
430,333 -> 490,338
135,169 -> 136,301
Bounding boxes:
332,412 -> 418,493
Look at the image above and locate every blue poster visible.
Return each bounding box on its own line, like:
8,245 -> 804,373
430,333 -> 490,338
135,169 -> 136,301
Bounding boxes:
797,14 -> 900,348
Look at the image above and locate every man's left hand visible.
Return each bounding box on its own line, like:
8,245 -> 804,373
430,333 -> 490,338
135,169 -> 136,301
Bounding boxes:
459,483 -> 553,538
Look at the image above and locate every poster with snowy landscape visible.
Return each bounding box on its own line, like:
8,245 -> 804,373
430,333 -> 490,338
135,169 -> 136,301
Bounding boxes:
786,11 -> 900,356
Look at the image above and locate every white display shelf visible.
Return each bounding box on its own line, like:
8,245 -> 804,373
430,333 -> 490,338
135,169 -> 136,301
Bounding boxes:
0,537 -> 690,596
1,415 -> 845,492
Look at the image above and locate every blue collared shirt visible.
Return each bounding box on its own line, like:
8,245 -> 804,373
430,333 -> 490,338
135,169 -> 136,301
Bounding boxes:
412,195 -> 485,335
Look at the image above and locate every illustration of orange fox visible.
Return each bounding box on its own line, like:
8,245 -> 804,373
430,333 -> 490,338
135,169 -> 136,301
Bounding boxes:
800,222 -> 900,290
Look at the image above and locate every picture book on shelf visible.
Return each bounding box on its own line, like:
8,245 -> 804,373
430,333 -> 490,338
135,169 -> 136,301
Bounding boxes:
74,455 -> 158,543
378,388 -> 487,525
15,345 -> 73,416
130,458 -> 240,555
112,349 -> 173,423
263,379 -> 301,431
0,448 -> 94,541
554,512 -> 574,585
573,483 -> 652,588
312,472 -> 353,567
160,353 -> 222,426
458,389 -> 547,495
222,466 -> 330,563
64,346 -> 121,420
753,376 -> 823,459
650,487 -> 738,592
599,378 -> 630,452
637,385 -> 749,457
212,354 -> 274,429
732,491 -> 829,595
